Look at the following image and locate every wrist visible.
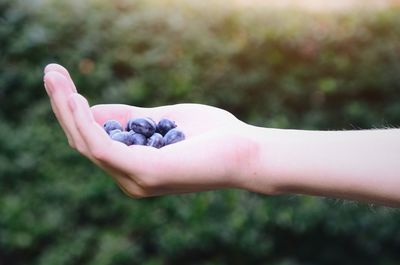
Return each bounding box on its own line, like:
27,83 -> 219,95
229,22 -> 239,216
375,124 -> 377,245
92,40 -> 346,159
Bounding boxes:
232,123 -> 286,195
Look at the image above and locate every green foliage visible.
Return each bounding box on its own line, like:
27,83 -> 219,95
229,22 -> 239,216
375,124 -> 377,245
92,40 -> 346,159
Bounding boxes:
1,0 -> 400,264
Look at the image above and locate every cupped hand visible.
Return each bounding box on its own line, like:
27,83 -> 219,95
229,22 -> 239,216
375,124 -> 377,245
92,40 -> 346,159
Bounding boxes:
43,64 -> 256,197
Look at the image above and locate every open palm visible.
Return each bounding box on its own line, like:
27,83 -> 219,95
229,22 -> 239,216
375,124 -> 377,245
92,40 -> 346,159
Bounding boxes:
44,64 -> 252,197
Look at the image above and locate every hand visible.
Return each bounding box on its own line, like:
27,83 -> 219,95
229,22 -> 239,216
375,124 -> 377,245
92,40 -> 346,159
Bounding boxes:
43,64 -> 259,197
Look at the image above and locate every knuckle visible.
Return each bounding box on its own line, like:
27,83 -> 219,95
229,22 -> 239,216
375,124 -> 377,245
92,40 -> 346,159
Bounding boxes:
125,185 -> 151,199
91,146 -> 107,161
135,175 -> 160,190
90,105 -> 99,112
74,142 -> 87,155
67,139 -> 75,148
128,191 -> 147,199
75,121 -> 85,134
75,144 -> 85,154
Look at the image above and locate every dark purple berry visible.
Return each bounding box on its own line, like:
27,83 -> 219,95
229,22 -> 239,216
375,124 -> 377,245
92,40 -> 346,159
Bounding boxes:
156,118 -> 177,136
128,131 -> 147,145
110,131 -> 133,145
147,133 -> 164,148
163,128 -> 185,145
103,120 -> 123,134
126,118 -> 156,137
109,129 -> 122,137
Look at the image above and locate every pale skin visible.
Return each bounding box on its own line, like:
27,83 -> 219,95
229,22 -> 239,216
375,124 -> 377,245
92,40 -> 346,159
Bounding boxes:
43,63 -> 400,207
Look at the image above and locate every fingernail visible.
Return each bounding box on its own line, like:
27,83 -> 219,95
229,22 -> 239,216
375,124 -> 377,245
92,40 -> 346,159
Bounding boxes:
68,95 -> 77,112
44,64 -> 54,74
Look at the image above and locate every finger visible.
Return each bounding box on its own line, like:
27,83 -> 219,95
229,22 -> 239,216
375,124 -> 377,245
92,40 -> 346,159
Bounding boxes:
44,66 -> 158,197
70,94 -> 163,196
43,72 -> 75,146
44,71 -> 86,151
90,104 -> 141,128
44,82 -> 74,146
68,93 -> 157,175
44,63 -> 77,92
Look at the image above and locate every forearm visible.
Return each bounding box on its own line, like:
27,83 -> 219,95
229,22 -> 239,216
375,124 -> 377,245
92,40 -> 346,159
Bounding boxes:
243,126 -> 400,207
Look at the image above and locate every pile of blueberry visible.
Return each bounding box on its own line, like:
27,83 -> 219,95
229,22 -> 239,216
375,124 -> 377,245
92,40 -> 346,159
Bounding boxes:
103,118 -> 185,148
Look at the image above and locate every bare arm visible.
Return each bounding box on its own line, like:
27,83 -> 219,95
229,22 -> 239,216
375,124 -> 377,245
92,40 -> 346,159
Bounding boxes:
43,63 -> 400,207
244,127 -> 400,207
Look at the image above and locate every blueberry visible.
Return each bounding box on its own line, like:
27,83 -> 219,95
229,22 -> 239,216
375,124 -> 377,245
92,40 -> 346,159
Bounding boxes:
128,131 -> 147,145
156,118 -> 177,136
163,128 -> 185,145
103,120 -> 123,135
126,118 -> 156,137
109,129 -> 122,137
147,133 -> 164,148
110,131 -> 133,145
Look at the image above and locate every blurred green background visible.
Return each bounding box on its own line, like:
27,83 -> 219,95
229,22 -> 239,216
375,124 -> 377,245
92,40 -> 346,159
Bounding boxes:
1,0 -> 400,264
